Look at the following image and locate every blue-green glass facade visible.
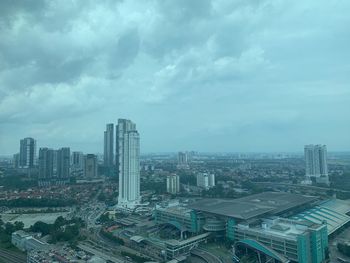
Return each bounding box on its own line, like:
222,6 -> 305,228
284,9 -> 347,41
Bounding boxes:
226,218 -> 235,240
297,233 -> 310,263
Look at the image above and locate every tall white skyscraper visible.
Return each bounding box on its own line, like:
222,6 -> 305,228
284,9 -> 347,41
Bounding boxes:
304,144 -> 329,185
104,123 -> 114,167
116,119 -> 140,209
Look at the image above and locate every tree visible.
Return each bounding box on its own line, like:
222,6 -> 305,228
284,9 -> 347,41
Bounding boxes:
14,221 -> 24,231
338,242 -> 350,257
5,222 -> 15,235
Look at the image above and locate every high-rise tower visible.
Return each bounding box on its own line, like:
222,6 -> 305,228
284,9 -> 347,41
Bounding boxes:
116,119 -> 140,208
38,148 -> 54,179
57,147 -> 70,179
19,137 -> 36,168
304,144 -> 329,185
104,123 -> 114,167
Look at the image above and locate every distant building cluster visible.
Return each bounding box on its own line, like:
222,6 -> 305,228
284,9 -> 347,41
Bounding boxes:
13,138 -> 99,184
11,118 -> 141,211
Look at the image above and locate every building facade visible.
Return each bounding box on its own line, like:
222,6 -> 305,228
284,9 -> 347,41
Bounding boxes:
116,119 -> 140,209
84,154 -> 98,178
304,145 -> 329,185
19,137 -> 36,168
38,148 -> 54,179
196,173 -> 215,189
166,174 -> 180,194
104,123 -> 114,167
57,147 -> 70,179
233,218 -> 328,263
71,151 -> 84,177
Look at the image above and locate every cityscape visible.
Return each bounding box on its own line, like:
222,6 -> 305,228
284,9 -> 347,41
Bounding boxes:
0,119 -> 350,263
1,1 -> 350,263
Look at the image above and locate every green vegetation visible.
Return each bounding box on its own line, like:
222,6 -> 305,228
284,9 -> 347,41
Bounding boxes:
337,242 -> 350,257
331,173 -> 350,191
121,251 -> 149,263
141,181 -> 166,194
100,229 -> 124,245
98,212 -> 113,224
0,175 -> 37,190
0,198 -> 76,208
179,174 -> 196,186
0,218 -> 24,249
30,216 -> 85,244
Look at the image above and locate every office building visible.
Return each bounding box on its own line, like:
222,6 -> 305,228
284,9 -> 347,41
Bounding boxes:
196,173 -> 215,189
38,148 -> 54,179
116,118 -> 140,209
71,151 -> 84,177
154,192 -> 340,262
19,137 -> 36,168
304,145 -> 329,185
166,174 -> 180,194
234,218 -> 328,263
104,123 -> 114,167
13,153 -> 20,168
12,230 -> 49,252
57,147 -> 70,179
84,154 -> 98,178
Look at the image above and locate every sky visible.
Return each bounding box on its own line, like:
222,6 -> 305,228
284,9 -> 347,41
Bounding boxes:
0,0 -> 349,155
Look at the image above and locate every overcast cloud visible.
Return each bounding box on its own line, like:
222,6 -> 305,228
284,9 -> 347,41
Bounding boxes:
0,0 -> 349,154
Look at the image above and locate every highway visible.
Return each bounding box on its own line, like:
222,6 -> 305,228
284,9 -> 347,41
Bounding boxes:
0,248 -> 26,263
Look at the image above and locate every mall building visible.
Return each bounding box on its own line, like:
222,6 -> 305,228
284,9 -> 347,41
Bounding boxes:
154,192 -> 350,263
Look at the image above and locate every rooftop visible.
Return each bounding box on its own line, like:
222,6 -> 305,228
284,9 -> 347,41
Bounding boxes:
291,199 -> 350,235
189,192 -> 317,220
237,218 -> 322,240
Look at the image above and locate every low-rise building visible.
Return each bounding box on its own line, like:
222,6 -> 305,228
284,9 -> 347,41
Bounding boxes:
12,230 -> 49,252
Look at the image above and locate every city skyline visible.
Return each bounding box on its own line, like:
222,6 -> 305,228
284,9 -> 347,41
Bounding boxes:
1,1 -> 350,154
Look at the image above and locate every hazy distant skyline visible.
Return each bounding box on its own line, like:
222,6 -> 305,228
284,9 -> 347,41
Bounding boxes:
1,0 -> 350,155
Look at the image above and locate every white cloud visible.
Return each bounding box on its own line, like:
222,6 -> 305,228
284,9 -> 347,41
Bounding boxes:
0,0 -> 350,154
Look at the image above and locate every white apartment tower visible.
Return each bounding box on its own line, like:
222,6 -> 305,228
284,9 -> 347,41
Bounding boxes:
304,144 -> 329,185
116,119 -> 140,209
166,174 -> 180,194
197,173 -> 215,189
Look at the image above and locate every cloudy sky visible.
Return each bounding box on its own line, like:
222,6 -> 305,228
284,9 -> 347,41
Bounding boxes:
0,0 -> 349,154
